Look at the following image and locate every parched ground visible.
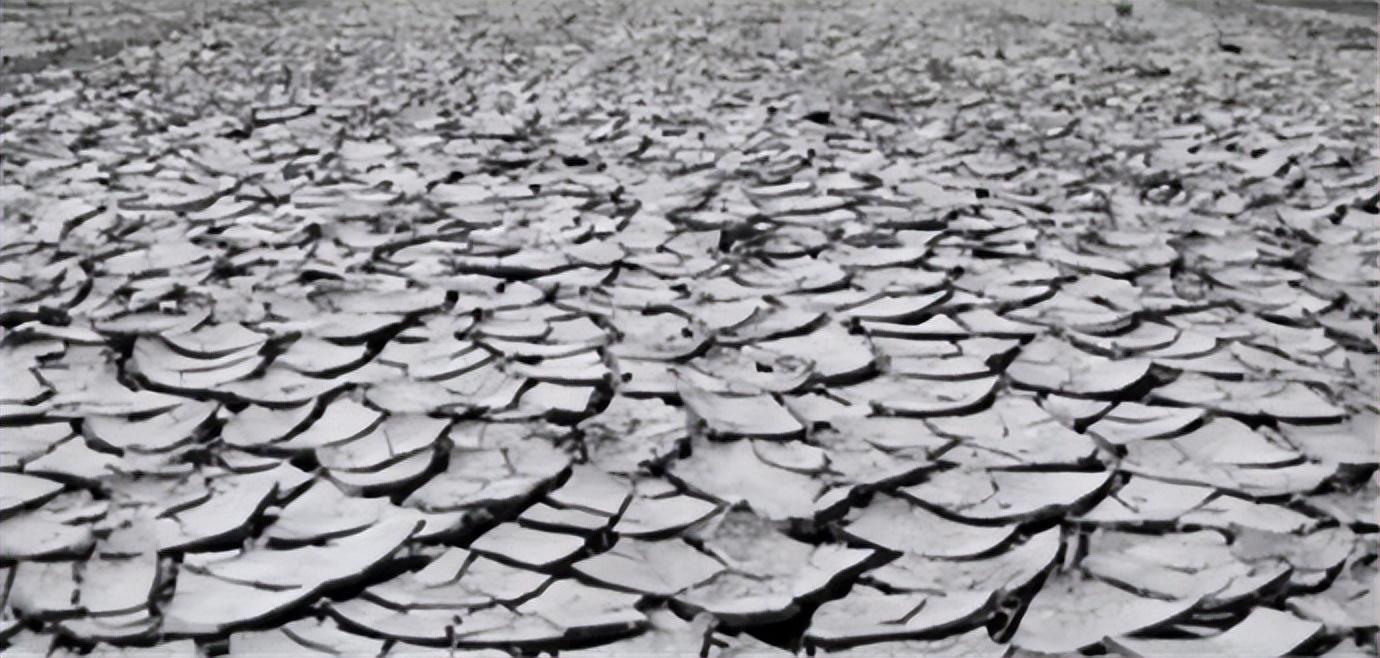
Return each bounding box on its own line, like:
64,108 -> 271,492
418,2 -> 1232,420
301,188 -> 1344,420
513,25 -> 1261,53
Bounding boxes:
1,0 -> 1377,656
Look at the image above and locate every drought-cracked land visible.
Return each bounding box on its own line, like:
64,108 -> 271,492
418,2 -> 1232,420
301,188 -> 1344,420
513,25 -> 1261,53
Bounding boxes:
0,0 -> 1377,656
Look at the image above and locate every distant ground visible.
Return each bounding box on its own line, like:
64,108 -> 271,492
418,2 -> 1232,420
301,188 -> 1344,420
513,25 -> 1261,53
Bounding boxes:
2,0 -> 1376,73
1256,0 -> 1378,17
1,0 -> 295,73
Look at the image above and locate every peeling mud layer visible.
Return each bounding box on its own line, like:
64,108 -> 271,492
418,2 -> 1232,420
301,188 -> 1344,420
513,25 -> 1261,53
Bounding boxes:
0,0 -> 1377,656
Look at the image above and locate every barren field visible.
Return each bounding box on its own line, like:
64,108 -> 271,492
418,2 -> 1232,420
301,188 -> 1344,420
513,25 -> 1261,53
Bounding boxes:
1,0 -> 1377,656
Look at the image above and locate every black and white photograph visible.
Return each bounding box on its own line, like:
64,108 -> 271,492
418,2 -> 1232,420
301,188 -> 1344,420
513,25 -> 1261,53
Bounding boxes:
0,0 -> 1377,655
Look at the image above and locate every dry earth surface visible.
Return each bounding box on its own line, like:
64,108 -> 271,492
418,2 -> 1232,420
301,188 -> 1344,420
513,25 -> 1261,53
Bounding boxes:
1,0 -> 1378,656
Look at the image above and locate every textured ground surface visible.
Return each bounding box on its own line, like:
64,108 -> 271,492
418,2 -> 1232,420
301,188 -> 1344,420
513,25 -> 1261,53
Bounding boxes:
1,0 -> 1377,656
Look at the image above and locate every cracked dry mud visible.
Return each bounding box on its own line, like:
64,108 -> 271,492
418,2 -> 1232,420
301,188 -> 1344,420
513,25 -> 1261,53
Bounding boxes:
1,0 -> 1377,656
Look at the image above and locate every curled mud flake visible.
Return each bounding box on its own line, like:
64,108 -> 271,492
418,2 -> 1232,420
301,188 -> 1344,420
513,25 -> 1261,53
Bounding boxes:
509,381 -> 599,419
866,528 -> 1063,598
608,312 -> 708,361
1168,417 -> 1303,467
42,366 -> 187,418
1075,477 -> 1216,527
782,390 -> 873,427
546,465 -> 633,517
0,511 -> 96,560
394,341 -> 491,381
574,538 -> 725,596
507,351 -> 609,386
1006,337 -> 1151,398
9,560 -> 81,619
677,509 -> 874,626
1230,525 -> 1357,578
155,469 -> 282,553
1149,374 -> 1346,422
270,398 -> 385,453
613,494 -> 721,539
667,439 -> 827,523
751,438 -> 829,475
861,314 -> 969,340
900,469 -> 1112,524
1303,478 -> 1380,531
0,472 -> 65,517
164,517 -> 420,634
734,258 -> 850,293
845,374 -> 999,417
1106,606 -> 1324,657
1276,413 -> 1378,468
838,291 -> 951,324
326,596 -> 492,644
403,440 -> 571,516
1286,551 -> 1379,631
717,305 -> 828,347
1121,438 -> 1336,498
219,401 -> 317,450
363,379 -> 470,414
682,345 -> 816,394
927,396 -> 1101,468
886,353 -> 994,382
329,448 -> 440,496
268,313 -> 406,344
954,309 -> 1043,339
1179,495 -> 1321,534
842,494 -> 1016,558
427,362 -> 527,412
505,579 -> 647,643
130,336 -> 265,391
520,502 -> 615,534
365,548 -> 551,610
1005,291 -> 1136,334
1156,345 -> 1293,382
266,479 -> 386,544
217,365 -> 346,407
816,626 -> 1006,656
576,395 -> 688,474
78,550 -> 159,616
806,586 -> 990,648
1010,574 -> 1196,655
561,608 -> 774,657
1070,321 -> 1181,357
276,336 -> 371,376
0,366 -> 51,407
1086,402 -> 1203,445
757,323 -> 877,383
317,288 -> 449,316
1039,393 -> 1113,428
315,414 -> 448,473
231,617 -> 387,657
56,611 -> 161,645
610,356 -> 680,398
1041,244 -> 1138,278
84,638 -> 200,657
161,323 -> 268,359
678,380 -> 805,440
0,421 -> 73,470
468,523 -> 587,570
82,400 -> 220,454
1081,530 -> 1292,608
